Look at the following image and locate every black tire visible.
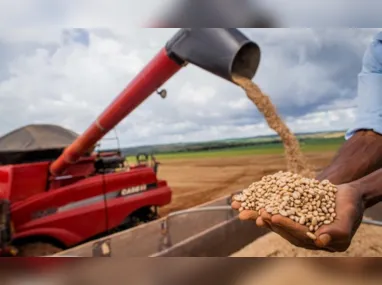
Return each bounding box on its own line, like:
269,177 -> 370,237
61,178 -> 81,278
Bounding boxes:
17,242 -> 62,257
124,207 -> 159,229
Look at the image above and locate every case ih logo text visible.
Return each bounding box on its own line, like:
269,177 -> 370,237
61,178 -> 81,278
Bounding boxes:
120,185 -> 147,196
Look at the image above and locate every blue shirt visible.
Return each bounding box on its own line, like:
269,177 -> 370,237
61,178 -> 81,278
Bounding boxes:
345,31 -> 382,139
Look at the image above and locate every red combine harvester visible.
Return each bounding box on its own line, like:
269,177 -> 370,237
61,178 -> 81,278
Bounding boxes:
0,28 -> 261,257
0,124 -> 170,256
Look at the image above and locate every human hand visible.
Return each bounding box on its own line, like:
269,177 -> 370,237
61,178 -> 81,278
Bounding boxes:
231,183 -> 365,252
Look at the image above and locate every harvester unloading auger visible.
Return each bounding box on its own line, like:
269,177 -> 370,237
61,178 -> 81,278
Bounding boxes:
49,28 -> 261,177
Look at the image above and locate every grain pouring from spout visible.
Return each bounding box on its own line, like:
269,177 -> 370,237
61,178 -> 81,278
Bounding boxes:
231,75 -> 338,240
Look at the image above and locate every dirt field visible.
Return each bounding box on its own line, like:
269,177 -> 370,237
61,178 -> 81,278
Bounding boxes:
158,151 -> 335,216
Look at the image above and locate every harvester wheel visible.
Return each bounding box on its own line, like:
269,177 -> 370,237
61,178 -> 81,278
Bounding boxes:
124,207 -> 159,229
16,242 -> 62,257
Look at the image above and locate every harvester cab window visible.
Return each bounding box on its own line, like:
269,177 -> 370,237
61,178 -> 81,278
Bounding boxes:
136,153 -> 149,165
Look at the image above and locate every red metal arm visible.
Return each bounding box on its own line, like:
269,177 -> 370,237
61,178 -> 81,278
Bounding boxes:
50,48 -> 182,176
50,28 -> 261,176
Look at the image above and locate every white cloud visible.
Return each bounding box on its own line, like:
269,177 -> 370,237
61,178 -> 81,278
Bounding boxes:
177,84 -> 216,106
0,27 -> 379,149
288,107 -> 356,133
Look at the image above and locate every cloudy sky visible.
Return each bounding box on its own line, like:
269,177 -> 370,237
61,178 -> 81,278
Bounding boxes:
0,5 -> 380,148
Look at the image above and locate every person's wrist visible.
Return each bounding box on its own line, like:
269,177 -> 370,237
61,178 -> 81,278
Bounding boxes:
315,165 -> 350,185
348,179 -> 374,209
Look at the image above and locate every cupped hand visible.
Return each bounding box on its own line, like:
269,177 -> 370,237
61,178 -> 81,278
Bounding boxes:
231,184 -> 365,252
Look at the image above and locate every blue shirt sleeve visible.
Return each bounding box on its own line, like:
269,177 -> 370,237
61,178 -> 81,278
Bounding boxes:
345,31 -> 382,140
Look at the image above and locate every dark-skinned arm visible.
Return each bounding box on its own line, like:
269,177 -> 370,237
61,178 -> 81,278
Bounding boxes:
316,130 -> 382,185
351,167 -> 382,209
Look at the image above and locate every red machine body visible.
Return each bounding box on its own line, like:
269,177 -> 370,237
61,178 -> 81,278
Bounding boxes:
3,159 -> 171,248
0,28 -> 260,256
